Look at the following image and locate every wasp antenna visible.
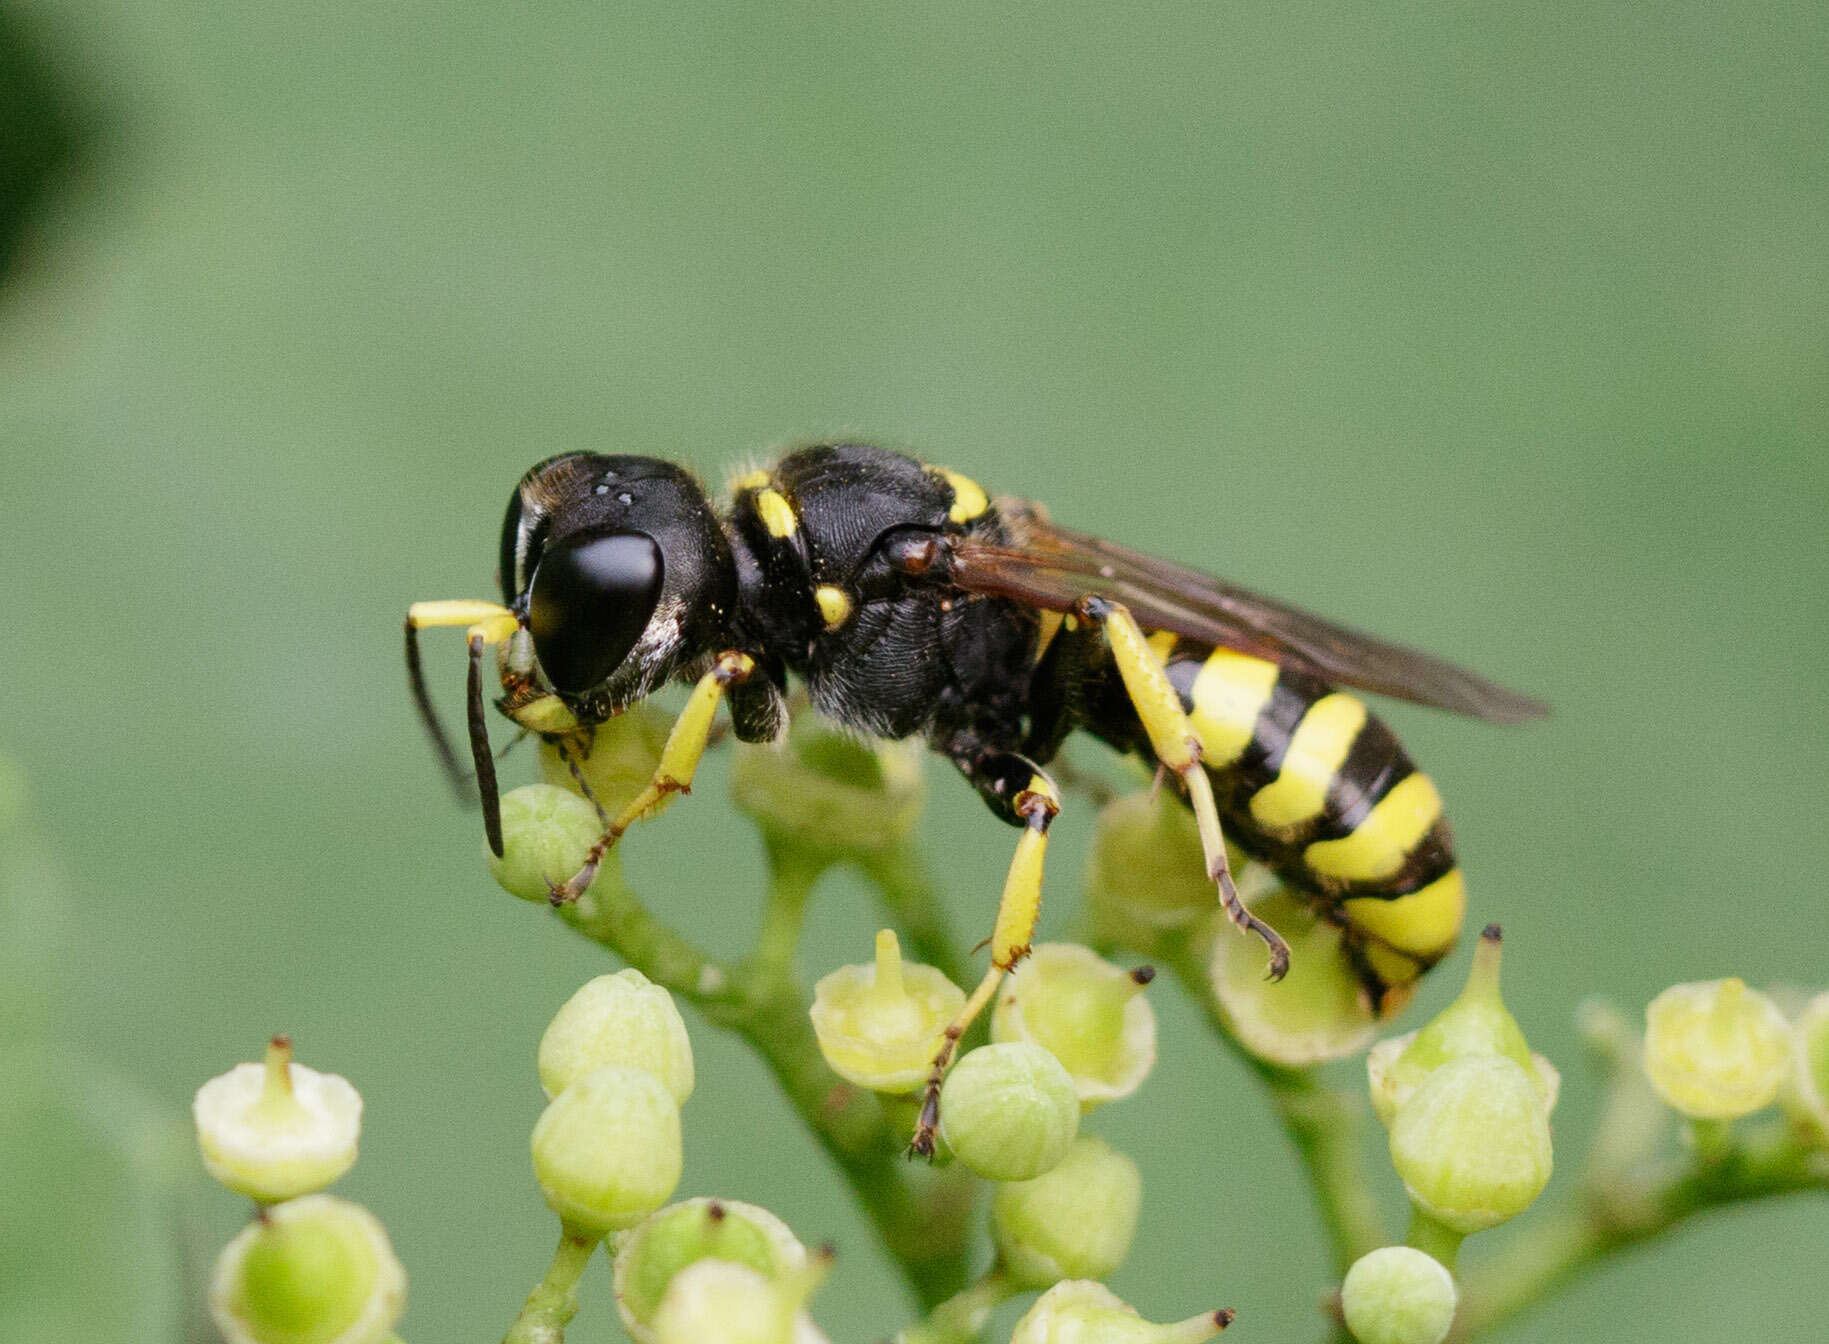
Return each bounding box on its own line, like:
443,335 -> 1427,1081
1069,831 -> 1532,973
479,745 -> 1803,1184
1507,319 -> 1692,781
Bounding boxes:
404,613 -> 473,804
466,633 -> 505,857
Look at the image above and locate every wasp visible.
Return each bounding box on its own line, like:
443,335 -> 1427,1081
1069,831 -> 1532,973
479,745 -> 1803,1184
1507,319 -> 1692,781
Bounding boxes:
406,444 -> 1543,1153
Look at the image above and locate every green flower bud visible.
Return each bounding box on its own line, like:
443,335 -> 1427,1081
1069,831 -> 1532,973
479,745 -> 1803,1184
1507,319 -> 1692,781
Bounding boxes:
194,1037 -> 361,1203
991,943 -> 1157,1107
1210,884 -> 1376,1065
488,784 -> 604,903
810,930 -> 964,1093
1782,992 -> 1829,1145
1388,1054 -> 1553,1234
1339,1246 -> 1457,1344
1367,928 -> 1558,1128
1083,790 -> 1221,950
613,1197 -> 808,1344
209,1195 -> 405,1344
1643,977 -> 1791,1120
650,1254 -> 832,1344
532,1064 -> 682,1236
991,1135 -> 1142,1288
541,703 -> 673,816
540,969 -> 695,1105
733,718 -> 926,862
1010,1280 -> 1233,1344
938,1042 -> 1079,1181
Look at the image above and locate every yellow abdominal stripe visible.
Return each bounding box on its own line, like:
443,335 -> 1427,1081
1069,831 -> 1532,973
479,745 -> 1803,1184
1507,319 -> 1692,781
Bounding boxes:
1248,693 -> 1366,832
1343,868 -> 1467,961
1185,649 -> 1280,767
1304,772 -> 1443,883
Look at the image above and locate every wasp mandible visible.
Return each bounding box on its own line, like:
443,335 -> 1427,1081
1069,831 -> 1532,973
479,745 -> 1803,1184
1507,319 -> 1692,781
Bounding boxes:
406,445 -> 1544,1154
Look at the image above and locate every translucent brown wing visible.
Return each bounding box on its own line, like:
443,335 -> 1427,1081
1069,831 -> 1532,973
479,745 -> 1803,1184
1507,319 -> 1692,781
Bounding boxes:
948,507 -> 1547,724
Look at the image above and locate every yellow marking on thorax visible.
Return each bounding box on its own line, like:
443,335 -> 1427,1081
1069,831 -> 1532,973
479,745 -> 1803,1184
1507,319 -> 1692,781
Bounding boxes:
1303,772 -> 1444,883
1248,693 -> 1367,832
936,468 -> 989,524
755,487 -> 799,538
1032,609 -> 1065,665
1145,630 -> 1177,662
1184,649 -> 1280,768
1343,867 -> 1465,961
815,584 -> 853,631
732,468 -> 772,493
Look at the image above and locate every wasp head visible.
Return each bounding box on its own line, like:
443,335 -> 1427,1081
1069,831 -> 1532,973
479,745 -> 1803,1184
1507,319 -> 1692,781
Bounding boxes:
500,454 -> 736,714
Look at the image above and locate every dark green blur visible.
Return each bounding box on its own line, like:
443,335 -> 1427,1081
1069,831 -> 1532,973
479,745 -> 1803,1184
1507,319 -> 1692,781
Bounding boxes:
1,3 -> 1824,1341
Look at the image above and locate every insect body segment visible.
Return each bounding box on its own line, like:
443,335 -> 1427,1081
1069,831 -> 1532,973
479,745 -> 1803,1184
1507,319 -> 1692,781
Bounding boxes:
1158,641 -> 1464,1011
407,442 -> 1540,1147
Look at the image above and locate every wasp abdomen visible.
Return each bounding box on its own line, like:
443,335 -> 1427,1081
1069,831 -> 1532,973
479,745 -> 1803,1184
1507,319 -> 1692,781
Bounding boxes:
1163,642 -> 1466,996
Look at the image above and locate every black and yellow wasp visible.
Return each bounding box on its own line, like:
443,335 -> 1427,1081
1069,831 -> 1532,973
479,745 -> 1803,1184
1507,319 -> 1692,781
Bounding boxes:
407,444 -> 1543,1152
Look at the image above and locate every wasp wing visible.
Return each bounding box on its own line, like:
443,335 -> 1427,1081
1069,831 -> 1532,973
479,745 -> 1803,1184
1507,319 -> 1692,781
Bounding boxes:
948,510 -> 1546,724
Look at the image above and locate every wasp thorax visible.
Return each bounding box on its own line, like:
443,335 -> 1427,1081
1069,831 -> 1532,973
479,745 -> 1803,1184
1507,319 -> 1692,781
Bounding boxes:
526,530 -> 665,694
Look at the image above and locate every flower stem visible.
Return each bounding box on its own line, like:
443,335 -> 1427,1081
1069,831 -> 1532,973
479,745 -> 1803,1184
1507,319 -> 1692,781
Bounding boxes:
502,1231 -> 600,1344
1404,1207 -> 1465,1272
558,847 -> 975,1309
1454,1123 -> 1828,1338
1166,944 -> 1386,1273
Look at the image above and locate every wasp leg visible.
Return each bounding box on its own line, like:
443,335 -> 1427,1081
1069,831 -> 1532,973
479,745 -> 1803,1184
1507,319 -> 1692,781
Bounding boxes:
1076,596 -> 1291,981
406,599 -> 521,856
909,758 -> 1060,1159
545,650 -> 759,905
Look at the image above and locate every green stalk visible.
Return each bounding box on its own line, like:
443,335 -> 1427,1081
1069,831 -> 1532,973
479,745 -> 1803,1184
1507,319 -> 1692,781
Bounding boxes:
502,1232 -> 600,1344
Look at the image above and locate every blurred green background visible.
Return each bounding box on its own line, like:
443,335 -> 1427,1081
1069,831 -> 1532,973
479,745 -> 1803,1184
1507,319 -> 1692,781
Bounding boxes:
2,2 -> 1825,1340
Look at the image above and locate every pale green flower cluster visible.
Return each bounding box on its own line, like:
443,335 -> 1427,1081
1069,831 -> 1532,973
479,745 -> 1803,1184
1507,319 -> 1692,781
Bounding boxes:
193,1039 -> 404,1344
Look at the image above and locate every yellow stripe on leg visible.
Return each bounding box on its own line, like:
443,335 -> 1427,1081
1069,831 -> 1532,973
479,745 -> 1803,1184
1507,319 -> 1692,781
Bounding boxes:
409,599 -> 519,645
1249,692 -> 1367,833
547,651 -> 756,905
1304,772 -> 1444,883
1097,602 -> 1199,771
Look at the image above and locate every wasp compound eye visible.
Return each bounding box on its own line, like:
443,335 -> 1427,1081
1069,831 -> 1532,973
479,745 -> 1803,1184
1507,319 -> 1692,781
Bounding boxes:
528,531 -> 665,694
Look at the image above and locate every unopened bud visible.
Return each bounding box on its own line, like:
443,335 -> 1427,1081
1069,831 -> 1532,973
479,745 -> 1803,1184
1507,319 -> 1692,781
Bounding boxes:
992,1135 -> 1142,1288
208,1195 -> 405,1344
1010,1280 -> 1233,1344
488,784 -> 605,903
650,1252 -> 832,1344
541,703 -> 672,816
531,1064 -> 682,1236
1340,1246 -> 1457,1344
810,930 -> 964,1093
1367,928 -> 1557,1127
1643,978 -> 1790,1120
193,1037 -> 361,1203
1782,992 -> 1829,1146
939,1042 -> 1079,1182
613,1197 -> 809,1344
540,969 -> 695,1105
1210,884 -> 1377,1065
733,719 -> 925,862
992,943 -> 1157,1107
1388,1054 -> 1552,1234
1083,790 -> 1222,949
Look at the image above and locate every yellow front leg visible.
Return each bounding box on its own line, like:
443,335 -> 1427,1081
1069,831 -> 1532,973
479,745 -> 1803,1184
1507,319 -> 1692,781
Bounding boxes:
909,773 -> 1060,1158
1080,597 -> 1291,981
404,599 -> 523,855
545,650 -> 758,904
